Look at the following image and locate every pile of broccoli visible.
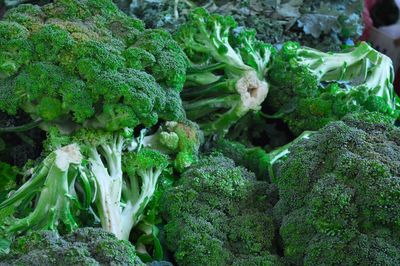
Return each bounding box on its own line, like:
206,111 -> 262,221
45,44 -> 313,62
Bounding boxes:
1,0 -> 400,265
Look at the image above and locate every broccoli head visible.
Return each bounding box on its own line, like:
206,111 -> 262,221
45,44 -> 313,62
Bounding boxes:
161,154 -> 282,266
0,0 -> 188,131
175,8 -> 273,136
267,41 -> 399,135
0,227 -> 145,266
273,113 -> 400,265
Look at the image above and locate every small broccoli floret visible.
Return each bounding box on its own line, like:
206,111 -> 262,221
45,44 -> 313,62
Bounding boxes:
267,41 -> 399,135
0,227 -> 144,266
120,149 -> 169,240
140,120 -> 203,172
273,114 -> 400,265
175,8 -> 273,135
0,144 -> 87,233
161,154 -> 281,265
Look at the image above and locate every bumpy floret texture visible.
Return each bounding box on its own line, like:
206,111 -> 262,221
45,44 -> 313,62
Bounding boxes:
0,0 -> 188,130
273,114 -> 400,265
161,154 -> 281,266
0,227 -> 144,265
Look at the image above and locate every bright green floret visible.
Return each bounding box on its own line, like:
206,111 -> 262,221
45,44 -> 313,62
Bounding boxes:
273,113 -> 400,265
267,41 -> 399,135
161,154 -> 282,266
175,8 -> 274,136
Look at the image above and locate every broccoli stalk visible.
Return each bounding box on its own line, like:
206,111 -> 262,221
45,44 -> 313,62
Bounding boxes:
176,8 -> 272,135
75,129 -> 170,241
281,41 -> 397,111
0,144 -> 85,233
84,133 -> 125,239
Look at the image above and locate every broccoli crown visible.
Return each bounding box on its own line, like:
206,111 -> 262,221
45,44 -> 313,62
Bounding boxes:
0,0 -> 188,130
273,114 -> 400,265
267,41 -> 399,135
175,8 -> 273,135
161,154 -> 281,266
0,227 -> 144,266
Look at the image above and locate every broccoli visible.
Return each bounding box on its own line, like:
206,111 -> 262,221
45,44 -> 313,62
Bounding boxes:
0,161 -> 18,203
0,144 -> 87,233
0,0 -> 187,128
273,113 -> 400,265
161,154 -> 282,266
267,41 -> 399,135
138,120 -> 203,172
212,131 -> 313,182
0,227 -> 145,265
0,0 -> 200,244
175,8 -> 273,135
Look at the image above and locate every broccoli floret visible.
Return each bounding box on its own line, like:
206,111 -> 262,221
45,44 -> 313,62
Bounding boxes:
267,41 -> 399,135
0,227 -> 145,266
0,0 -> 187,130
175,8 -> 273,135
273,113 -> 400,265
161,154 -> 282,266
139,120 -> 203,172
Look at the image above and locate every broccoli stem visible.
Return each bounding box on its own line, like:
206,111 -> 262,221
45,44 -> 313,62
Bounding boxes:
0,118 -> 43,133
267,131 -> 314,181
182,79 -> 235,98
88,135 -> 124,239
300,42 -> 373,81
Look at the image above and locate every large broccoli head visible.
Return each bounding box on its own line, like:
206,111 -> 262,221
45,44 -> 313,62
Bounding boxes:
0,0 -> 188,131
273,113 -> 400,265
0,227 -> 144,265
161,154 -> 282,266
267,41 -> 399,135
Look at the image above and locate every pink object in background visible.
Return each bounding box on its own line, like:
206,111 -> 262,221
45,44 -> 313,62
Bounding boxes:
361,0 -> 381,40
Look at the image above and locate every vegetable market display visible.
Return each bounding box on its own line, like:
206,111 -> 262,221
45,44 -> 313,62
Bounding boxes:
0,0 -> 399,265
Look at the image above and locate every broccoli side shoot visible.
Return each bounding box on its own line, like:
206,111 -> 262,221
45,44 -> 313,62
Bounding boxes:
273,113 -> 400,265
267,41 -> 399,135
175,8 -> 274,135
212,130 -> 313,182
0,144 -> 88,234
161,154 -> 282,266
139,120 -> 203,172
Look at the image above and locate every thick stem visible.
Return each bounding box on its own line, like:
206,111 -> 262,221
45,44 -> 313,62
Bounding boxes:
89,147 -> 123,239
